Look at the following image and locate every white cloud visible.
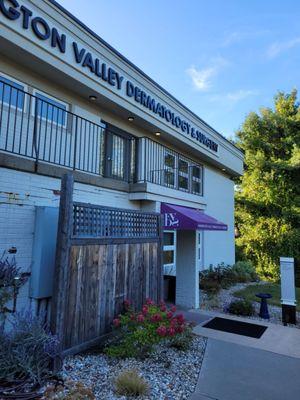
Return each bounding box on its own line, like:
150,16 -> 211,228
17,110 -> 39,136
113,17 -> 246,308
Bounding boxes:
267,37 -> 300,58
209,89 -> 258,106
222,29 -> 270,47
186,57 -> 229,91
186,65 -> 216,91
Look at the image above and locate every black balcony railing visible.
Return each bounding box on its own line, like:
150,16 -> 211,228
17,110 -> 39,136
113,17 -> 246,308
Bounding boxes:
136,137 -> 203,196
0,81 -> 136,181
0,82 -> 203,195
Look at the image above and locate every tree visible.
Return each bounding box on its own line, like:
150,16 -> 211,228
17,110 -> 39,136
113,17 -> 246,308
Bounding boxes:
235,90 -> 300,281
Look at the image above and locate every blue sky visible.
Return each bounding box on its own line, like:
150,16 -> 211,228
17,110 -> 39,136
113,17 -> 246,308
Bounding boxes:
59,0 -> 300,139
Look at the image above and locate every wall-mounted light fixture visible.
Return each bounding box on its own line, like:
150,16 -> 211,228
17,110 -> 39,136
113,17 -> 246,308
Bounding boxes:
128,116 -> 134,122
89,95 -> 97,101
155,132 -> 161,136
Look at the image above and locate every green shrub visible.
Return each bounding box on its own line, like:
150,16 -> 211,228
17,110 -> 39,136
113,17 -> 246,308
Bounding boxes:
114,369 -> 149,397
105,299 -> 191,359
200,261 -> 258,294
200,263 -> 235,293
199,278 -> 222,294
227,299 -> 255,316
168,323 -> 193,351
231,261 -> 258,283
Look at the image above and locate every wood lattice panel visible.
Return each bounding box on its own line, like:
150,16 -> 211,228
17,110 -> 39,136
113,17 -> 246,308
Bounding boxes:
73,202 -> 160,239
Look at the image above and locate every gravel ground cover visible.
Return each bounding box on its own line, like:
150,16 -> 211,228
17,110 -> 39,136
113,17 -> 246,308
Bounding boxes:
62,335 -> 207,400
200,282 -> 300,329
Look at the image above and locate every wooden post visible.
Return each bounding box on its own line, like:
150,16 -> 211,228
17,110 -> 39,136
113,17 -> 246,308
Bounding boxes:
50,173 -> 74,368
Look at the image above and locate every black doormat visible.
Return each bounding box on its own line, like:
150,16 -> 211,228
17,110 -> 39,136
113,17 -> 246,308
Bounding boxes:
203,317 -> 267,339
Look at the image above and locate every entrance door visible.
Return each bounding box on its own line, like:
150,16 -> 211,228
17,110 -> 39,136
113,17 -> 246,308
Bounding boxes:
163,230 -> 177,276
103,124 -> 133,181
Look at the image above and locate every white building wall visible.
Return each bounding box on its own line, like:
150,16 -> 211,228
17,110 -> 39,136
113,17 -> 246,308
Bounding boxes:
0,167 -> 141,311
203,165 -> 235,267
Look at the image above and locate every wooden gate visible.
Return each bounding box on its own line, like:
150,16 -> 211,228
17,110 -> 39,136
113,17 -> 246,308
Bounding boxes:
50,174 -> 163,356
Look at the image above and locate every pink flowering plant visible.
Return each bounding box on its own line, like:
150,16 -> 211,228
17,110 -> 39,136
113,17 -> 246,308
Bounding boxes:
106,299 -> 193,358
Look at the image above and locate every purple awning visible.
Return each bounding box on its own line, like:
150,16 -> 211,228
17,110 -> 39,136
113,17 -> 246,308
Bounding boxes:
161,203 -> 228,231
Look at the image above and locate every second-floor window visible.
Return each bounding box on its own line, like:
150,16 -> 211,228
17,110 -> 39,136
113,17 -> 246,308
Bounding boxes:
164,152 -> 176,188
191,166 -> 203,195
178,158 -> 189,191
0,74 -> 26,110
162,149 -> 203,195
33,91 -> 68,127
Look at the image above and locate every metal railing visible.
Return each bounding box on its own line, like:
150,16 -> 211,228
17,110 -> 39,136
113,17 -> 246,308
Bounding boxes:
0,82 -> 203,195
0,81 -> 135,180
136,137 -> 203,195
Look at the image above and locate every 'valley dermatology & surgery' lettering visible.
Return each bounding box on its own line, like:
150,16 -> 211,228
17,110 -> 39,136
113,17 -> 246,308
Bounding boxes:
0,0 -> 218,152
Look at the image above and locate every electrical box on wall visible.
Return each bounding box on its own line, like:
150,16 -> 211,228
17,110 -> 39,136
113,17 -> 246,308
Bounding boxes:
30,207 -> 59,299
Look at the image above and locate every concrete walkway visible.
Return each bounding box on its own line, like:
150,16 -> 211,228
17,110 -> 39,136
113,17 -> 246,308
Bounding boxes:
190,338 -> 300,400
186,310 -> 300,399
192,310 -> 300,358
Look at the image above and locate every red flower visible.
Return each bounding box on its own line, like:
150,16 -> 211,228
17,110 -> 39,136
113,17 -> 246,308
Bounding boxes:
159,300 -> 166,307
142,305 -> 149,315
151,313 -> 163,323
166,311 -> 173,319
130,314 -> 135,321
113,318 -> 120,328
170,305 -> 177,313
176,314 -> 185,324
137,313 -> 145,323
160,305 -> 167,312
168,327 -> 176,336
156,325 -> 167,337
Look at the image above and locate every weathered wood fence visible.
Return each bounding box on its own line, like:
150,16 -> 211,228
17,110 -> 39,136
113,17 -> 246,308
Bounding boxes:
51,174 -> 163,356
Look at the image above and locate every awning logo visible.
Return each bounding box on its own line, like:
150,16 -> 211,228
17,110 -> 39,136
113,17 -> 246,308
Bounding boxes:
164,213 -> 179,227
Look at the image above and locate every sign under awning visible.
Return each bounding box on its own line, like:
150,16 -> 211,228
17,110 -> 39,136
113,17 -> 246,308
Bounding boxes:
161,203 -> 228,231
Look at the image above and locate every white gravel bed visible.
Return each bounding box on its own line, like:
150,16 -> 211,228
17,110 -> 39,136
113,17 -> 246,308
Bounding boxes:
62,335 -> 207,400
201,282 -> 300,329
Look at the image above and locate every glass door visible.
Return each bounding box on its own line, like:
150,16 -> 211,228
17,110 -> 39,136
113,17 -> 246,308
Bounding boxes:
103,124 -> 133,181
163,230 -> 177,276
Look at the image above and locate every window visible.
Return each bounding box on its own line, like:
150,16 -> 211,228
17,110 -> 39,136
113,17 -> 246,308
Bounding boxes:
178,158 -> 189,191
191,165 -> 203,195
164,152 -> 176,188
33,90 -> 68,127
0,74 -> 26,110
163,230 -> 177,276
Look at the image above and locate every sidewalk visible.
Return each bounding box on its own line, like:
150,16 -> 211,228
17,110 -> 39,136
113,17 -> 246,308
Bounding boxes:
191,310 -> 300,358
188,310 -> 300,399
190,338 -> 300,400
